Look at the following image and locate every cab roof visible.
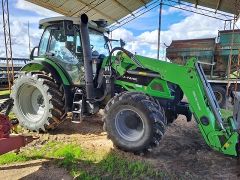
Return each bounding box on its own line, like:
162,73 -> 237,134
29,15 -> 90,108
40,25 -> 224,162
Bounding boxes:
39,16 -> 109,33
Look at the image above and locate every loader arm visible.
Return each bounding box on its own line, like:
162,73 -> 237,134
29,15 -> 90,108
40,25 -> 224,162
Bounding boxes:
108,51 -> 239,156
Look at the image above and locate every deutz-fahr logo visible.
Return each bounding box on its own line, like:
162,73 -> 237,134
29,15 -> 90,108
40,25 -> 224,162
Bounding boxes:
122,75 -> 138,82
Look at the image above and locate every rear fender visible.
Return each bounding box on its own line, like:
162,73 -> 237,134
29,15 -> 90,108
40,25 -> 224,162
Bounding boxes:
20,60 -> 73,111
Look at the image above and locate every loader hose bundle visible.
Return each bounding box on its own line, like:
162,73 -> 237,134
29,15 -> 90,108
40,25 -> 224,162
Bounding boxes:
107,47 -> 134,66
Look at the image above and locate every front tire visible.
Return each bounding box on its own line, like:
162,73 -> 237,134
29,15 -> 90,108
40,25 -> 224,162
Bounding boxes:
104,92 -> 166,154
11,72 -> 66,131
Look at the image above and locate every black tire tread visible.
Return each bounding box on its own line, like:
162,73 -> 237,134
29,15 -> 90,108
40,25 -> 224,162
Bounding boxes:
34,72 -> 66,130
14,71 -> 66,131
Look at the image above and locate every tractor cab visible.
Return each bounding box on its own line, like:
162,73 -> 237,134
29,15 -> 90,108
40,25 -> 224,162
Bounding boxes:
33,16 -> 109,85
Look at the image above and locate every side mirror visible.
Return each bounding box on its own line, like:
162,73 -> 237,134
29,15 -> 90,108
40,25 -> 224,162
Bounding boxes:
30,46 -> 39,60
120,39 -> 126,48
63,20 -> 74,36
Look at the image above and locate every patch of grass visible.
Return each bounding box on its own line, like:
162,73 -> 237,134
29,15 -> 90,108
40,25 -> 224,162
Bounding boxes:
0,142 -> 170,179
93,153 -> 167,179
0,152 -> 31,165
0,90 -> 10,96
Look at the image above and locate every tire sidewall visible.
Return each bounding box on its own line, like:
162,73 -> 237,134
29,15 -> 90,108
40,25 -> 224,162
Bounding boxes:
106,99 -> 154,151
11,74 -> 52,130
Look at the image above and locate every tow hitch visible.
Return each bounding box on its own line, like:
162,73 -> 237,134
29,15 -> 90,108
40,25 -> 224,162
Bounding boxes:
0,99 -> 37,155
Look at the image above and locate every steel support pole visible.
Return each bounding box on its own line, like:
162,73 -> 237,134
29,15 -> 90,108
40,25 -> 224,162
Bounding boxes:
1,0 -> 14,91
157,0 -> 163,59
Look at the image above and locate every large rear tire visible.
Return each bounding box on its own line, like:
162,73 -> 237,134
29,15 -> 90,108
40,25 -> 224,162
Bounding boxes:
11,72 -> 66,131
212,85 -> 226,108
104,92 -> 166,154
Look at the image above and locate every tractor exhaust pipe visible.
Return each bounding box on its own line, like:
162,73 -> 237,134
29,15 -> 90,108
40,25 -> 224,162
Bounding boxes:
80,14 -> 94,100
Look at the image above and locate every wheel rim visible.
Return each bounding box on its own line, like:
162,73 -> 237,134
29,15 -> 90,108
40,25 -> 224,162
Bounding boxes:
214,91 -> 223,104
115,108 -> 144,142
17,83 -> 46,122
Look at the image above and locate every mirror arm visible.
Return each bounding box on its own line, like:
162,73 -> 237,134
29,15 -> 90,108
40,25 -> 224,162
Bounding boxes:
30,46 -> 39,60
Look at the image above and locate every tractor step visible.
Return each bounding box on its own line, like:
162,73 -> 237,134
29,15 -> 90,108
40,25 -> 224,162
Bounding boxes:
71,89 -> 84,123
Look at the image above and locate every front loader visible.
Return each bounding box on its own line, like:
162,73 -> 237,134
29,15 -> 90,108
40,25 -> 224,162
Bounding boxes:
9,14 -> 240,156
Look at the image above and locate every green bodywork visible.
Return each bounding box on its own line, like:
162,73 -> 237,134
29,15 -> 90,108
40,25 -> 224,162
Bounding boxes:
102,52 -> 239,156
21,57 -> 71,85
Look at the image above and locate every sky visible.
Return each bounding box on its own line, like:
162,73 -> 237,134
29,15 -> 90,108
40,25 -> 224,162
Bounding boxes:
0,0 -> 236,59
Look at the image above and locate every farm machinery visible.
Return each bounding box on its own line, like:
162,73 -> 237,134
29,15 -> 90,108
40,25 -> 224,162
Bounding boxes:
2,14 -> 240,156
0,99 -> 36,155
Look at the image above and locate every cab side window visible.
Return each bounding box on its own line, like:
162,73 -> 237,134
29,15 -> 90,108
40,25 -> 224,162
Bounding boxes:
38,28 -> 51,56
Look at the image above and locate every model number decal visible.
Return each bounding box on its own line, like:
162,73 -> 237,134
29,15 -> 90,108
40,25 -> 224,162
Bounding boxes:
193,91 -> 201,111
122,76 -> 137,82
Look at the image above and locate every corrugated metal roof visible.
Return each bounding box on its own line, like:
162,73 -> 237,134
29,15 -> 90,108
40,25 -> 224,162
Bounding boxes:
26,0 -> 240,26
183,0 -> 240,15
26,0 -> 151,25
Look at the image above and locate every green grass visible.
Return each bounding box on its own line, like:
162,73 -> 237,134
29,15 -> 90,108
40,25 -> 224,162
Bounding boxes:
0,90 -> 10,96
0,152 -> 32,165
0,142 -> 170,179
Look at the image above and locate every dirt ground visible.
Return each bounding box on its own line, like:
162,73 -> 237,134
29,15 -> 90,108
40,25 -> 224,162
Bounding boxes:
1,113 -> 240,180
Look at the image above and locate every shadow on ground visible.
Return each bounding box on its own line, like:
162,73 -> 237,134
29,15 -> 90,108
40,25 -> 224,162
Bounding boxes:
0,149 -> 171,180
49,114 -> 104,136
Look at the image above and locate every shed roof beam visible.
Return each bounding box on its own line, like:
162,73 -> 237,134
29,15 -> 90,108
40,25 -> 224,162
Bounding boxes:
195,0 -> 198,8
74,0 -> 118,23
138,0 -> 147,8
215,0 -> 222,13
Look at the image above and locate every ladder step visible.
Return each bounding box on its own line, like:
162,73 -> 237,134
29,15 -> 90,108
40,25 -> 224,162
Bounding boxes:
72,111 -> 81,114
73,102 -> 82,104
74,93 -> 82,96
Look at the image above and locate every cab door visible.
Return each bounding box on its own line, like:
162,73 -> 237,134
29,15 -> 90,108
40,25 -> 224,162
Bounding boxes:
38,25 -> 84,85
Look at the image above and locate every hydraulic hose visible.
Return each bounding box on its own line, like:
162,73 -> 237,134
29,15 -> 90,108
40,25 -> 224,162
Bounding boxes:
94,47 -> 132,102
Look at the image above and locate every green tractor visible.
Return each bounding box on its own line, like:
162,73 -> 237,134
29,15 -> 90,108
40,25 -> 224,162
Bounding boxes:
11,14 -> 240,156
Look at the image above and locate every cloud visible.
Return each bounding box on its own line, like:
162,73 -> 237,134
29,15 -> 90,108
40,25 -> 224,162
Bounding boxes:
111,28 -> 134,42
112,13 -> 225,60
0,15 -> 43,58
0,0 -> 53,58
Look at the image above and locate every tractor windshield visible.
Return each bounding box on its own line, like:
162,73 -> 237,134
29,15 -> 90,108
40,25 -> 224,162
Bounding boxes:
89,29 -> 109,56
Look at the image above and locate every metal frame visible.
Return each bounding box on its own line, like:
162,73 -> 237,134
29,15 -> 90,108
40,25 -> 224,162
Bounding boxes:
1,0 -> 14,91
108,0 -> 235,31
